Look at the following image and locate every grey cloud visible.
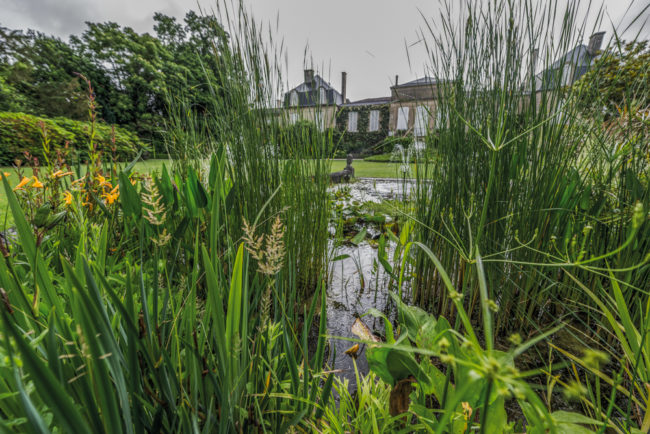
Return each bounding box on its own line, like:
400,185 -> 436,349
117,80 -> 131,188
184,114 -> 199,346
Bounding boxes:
0,0 -> 96,37
0,0 -> 647,99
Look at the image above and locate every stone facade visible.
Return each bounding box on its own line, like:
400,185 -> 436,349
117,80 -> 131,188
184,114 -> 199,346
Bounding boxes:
388,77 -> 439,137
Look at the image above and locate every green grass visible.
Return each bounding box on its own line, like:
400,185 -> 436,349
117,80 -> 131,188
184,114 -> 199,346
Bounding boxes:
0,159 -> 172,228
330,160 -> 417,178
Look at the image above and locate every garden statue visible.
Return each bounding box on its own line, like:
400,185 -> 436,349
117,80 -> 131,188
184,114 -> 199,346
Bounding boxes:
330,154 -> 355,183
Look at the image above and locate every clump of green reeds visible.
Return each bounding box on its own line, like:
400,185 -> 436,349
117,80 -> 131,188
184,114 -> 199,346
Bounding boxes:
410,0 -> 648,336
165,0 -> 332,299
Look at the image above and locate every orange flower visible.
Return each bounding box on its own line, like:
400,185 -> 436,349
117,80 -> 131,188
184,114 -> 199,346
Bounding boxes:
103,191 -> 119,205
63,191 -> 73,205
96,174 -> 112,187
0,171 -> 11,180
13,177 -> 31,190
31,177 -> 44,188
109,185 -> 119,195
52,170 -> 74,179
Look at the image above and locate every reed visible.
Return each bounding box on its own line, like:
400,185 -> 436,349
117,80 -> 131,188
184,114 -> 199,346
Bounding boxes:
164,0 -> 332,299
410,0 -> 648,335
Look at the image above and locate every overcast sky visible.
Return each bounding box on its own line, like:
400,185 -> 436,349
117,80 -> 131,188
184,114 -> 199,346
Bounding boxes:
1,0 -> 648,100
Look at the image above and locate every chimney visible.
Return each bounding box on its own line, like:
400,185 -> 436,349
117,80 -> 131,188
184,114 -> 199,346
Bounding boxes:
304,69 -> 314,85
587,31 -> 605,56
341,71 -> 347,104
395,75 -> 399,86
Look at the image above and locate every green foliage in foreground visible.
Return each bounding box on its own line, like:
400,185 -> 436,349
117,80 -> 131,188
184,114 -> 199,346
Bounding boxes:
3,153 -> 646,433
0,0 -> 648,431
0,156 -> 334,432
0,112 -> 146,165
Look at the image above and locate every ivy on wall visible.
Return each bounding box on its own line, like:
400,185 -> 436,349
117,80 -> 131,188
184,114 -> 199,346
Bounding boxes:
334,104 -> 391,156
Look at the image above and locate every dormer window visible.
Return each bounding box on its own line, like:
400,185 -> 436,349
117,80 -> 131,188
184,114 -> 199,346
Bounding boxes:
320,88 -> 327,105
290,91 -> 298,107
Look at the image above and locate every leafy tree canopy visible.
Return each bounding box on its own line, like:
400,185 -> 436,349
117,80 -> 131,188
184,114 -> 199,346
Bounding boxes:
573,40 -> 649,118
0,11 -> 228,151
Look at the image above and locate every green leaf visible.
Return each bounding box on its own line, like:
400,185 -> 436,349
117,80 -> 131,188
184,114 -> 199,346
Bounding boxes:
121,149 -> 143,175
0,309 -> 92,434
118,172 -> 141,218
0,176 -> 63,316
483,395 -> 508,434
32,204 -> 51,227
314,373 -> 334,420
551,411 -> 602,426
225,244 -> 244,351
14,367 -> 51,434
389,292 -> 429,340
349,227 -> 367,246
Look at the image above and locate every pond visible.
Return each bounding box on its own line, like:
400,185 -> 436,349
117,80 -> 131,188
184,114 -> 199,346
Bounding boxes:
325,178 -> 415,391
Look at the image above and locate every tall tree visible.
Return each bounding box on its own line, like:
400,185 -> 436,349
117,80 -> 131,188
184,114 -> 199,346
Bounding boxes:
0,10 -> 229,148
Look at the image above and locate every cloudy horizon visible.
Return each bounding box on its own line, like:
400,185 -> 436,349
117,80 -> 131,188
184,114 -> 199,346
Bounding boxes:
1,0 -> 648,100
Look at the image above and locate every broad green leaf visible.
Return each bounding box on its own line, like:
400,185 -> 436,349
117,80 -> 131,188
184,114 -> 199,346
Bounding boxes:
118,172 -> 141,218
551,411 -> 602,426
350,227 -> 367,246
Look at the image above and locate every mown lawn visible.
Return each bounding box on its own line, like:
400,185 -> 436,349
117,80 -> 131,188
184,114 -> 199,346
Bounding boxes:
329,160 -> 416,178
0,159 -> 416,228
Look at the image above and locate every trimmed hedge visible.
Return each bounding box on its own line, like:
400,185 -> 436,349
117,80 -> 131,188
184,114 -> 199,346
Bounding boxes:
0,112 -> 148,166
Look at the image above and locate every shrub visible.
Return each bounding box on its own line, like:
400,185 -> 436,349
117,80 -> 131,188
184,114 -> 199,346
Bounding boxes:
0,112 -> 147,166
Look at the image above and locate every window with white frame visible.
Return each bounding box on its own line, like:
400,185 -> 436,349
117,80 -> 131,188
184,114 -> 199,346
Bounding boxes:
415,105 -> 429,136
348,111 -> 358,132
320,88 -> 327,104
368,110 -> 380,131
290,91 -> 298,107
396,107 -> 409,130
